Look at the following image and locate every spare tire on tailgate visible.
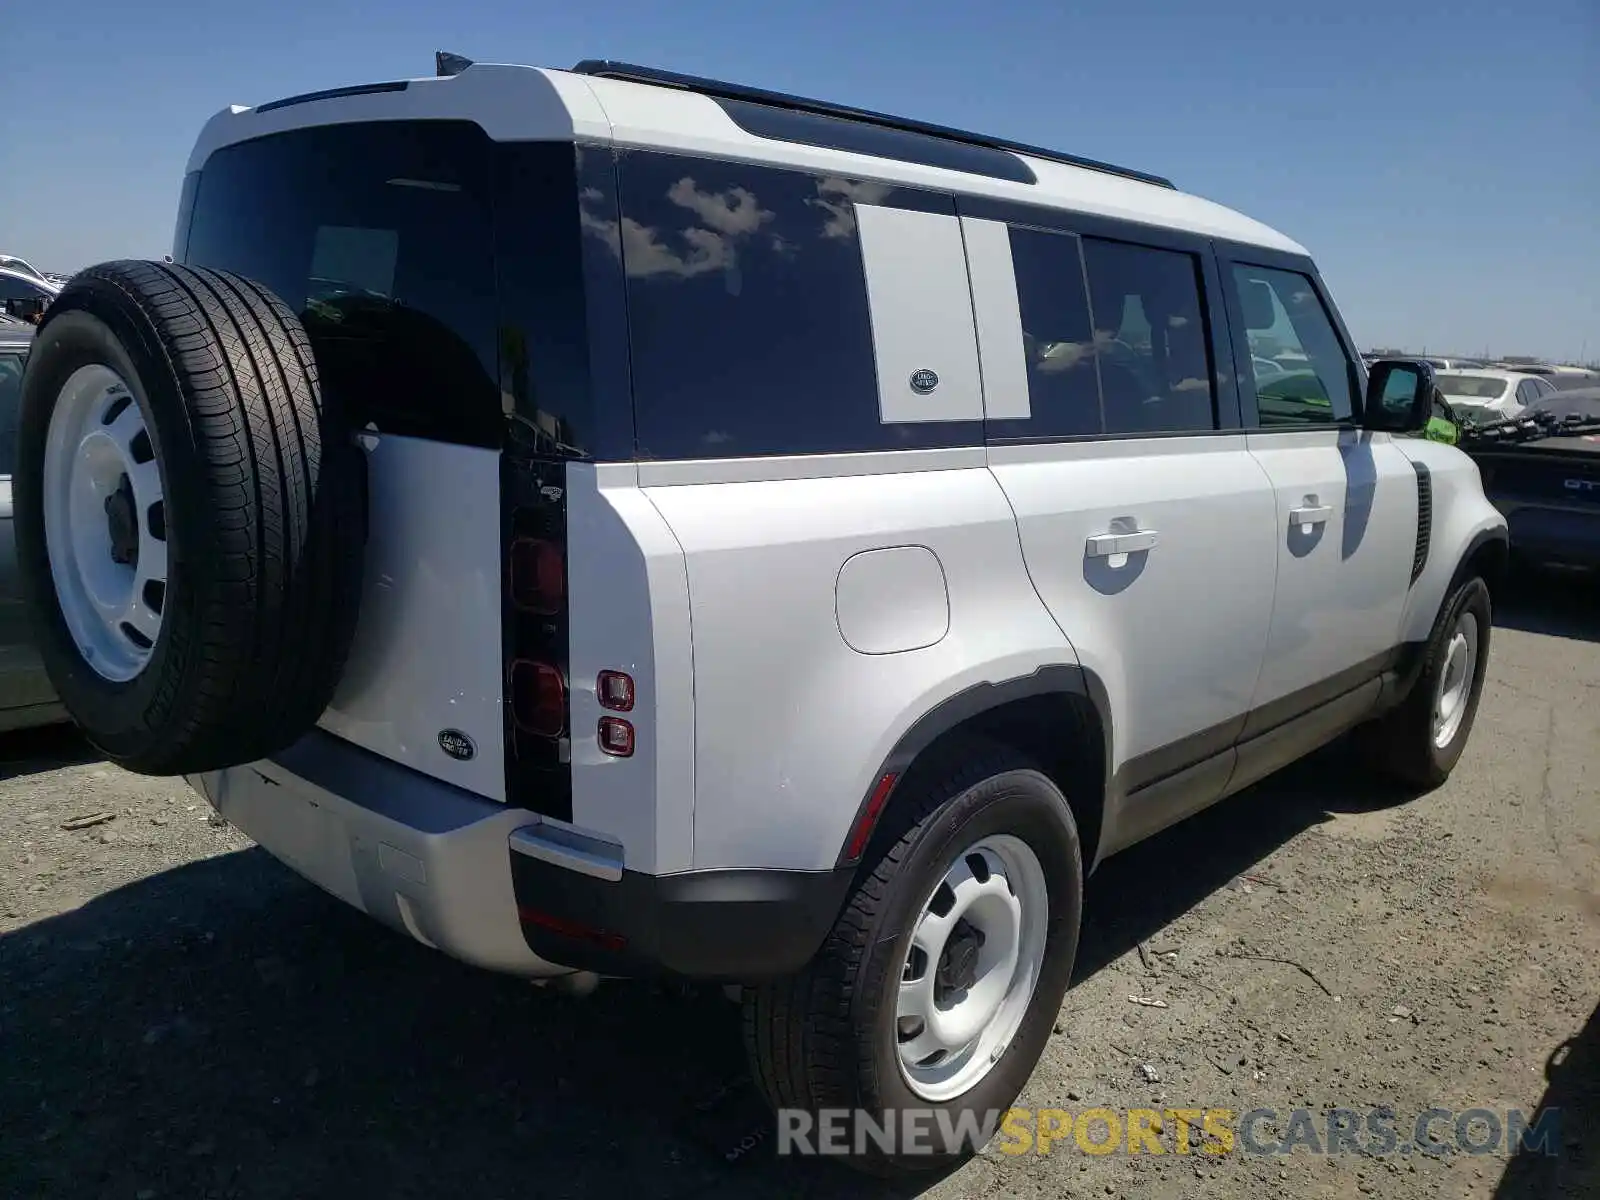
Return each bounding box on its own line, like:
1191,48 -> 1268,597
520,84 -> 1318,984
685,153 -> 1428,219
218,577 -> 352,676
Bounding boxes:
14,260 -> 366,775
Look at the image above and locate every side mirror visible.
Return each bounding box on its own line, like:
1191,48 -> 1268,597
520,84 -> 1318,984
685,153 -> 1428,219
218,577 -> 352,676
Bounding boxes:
1364,358 -> 1436,434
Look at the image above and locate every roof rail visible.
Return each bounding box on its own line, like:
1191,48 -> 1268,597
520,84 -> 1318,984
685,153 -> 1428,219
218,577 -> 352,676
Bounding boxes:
570,60 -> 1175,190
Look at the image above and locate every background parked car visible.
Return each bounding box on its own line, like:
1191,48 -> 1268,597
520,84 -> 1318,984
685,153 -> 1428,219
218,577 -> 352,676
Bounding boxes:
0,266 -> 59,325
1434,368 -> 1561,424
0,254 -> 51,283
0,318 -> 66,732
1525,384 -> 1600,424
1458,385 -> 1600,571
1422,357 -> 1491,371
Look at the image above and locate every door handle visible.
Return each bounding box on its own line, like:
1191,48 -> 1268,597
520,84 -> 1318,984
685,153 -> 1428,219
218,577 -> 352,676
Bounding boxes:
1289,504 -> 1333,525
1085,529 -> 1159,558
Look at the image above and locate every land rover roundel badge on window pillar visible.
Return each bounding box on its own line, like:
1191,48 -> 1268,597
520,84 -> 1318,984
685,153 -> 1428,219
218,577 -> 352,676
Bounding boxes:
910,369 -> 940,395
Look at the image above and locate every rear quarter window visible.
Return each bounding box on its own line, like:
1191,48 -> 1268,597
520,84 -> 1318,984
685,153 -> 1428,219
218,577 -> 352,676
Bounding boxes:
613,151 -> 962,460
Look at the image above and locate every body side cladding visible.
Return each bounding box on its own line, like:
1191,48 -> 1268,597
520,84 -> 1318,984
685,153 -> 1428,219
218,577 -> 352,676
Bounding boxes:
1088,642 -> 1426,862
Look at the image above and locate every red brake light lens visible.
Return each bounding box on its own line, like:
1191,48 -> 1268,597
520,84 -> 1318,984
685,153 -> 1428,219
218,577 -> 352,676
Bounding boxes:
597,670 -> 635,712
598,717 -> 634,757
510,537 -> 564,615
509,660 -> 566,737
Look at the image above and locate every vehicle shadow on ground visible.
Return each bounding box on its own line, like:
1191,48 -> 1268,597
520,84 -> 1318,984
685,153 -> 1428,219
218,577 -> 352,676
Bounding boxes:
1493,568 -> 1600,644
1074,740 -> 1398,980
1493,998 -> 1598,1199
0,743 -> 1387,1200
0,721 -> 99,782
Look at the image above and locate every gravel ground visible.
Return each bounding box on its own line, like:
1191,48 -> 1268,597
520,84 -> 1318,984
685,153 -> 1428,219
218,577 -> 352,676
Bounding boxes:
2,570 -> 1596,1200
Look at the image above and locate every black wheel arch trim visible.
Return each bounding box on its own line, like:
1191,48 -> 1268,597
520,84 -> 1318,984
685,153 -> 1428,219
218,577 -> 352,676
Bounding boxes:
833,662 -> 1111,869
1450,525 -> 1511,596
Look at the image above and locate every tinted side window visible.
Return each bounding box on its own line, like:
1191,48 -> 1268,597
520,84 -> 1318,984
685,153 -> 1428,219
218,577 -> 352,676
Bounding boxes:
617,152 -> 954,459
1082,238 -> 1216,434
495,141 -> 631,461
1230,264 -> 1354,425
997,226 -> 1100,439
0,353 -> 22,474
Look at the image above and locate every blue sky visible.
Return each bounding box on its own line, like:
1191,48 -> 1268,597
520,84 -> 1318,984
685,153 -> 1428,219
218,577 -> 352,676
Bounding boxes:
4,0 -> 1596,361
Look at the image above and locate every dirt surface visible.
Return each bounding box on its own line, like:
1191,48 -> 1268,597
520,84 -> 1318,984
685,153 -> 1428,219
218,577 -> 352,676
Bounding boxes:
2,570 -> 1597,1200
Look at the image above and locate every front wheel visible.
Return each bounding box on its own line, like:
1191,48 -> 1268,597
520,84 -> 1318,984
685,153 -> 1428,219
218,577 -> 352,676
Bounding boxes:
1359,575 -> 1493,790
743,742 -> 1083,1178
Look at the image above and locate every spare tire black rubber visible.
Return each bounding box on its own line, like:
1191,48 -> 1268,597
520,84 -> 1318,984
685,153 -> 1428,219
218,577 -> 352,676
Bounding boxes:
14,260 -> 365,775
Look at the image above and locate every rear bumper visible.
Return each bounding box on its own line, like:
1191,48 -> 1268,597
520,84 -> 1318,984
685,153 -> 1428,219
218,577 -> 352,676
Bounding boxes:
509,848 -> 854,981
188,730 -> 572,977
189,729 -> 851,982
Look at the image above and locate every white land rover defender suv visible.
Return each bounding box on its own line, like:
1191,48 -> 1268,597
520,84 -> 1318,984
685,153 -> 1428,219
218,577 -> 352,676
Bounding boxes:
14,56 -> 1507,1176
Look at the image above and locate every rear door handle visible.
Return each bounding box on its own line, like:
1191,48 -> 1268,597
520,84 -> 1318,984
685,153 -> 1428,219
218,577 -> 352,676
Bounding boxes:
1085,529 -> 1159,558
1289,504 -> 1333,525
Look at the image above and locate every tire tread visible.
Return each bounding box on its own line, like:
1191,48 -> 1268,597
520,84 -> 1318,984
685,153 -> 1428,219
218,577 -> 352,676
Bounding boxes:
19,259 -> 364,774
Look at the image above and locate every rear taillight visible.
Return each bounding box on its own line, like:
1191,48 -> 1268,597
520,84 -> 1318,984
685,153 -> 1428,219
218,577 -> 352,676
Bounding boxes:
597,670 -> 634,712
598,717 -> 634,757
503,462 -> 574,822
509,660 -> 566,737
509,537 -> 564,615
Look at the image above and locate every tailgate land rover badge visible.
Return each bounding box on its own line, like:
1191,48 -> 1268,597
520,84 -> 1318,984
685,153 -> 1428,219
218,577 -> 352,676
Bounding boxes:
439,729 -> 476,761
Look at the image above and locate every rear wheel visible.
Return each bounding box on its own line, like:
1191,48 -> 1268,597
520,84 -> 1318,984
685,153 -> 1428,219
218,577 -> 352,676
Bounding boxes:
14,260 -> 366,775
743,742 -> 1083,1177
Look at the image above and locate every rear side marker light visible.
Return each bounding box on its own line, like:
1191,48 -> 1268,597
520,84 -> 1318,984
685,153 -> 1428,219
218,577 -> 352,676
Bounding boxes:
510,660 -> 566,737
597,670 -> 635,712
598,717 -> 634,757
846,773 -> 899,861
509,537 -> 564,615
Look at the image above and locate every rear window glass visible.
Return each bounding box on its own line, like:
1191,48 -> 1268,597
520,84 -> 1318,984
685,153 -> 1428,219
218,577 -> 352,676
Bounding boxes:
1437,374 -> 1509,400
183,120 -> 502,447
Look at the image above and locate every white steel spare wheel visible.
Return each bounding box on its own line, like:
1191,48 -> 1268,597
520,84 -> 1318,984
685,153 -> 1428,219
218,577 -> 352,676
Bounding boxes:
11,260 -> 365,775
42,364 -> 168,682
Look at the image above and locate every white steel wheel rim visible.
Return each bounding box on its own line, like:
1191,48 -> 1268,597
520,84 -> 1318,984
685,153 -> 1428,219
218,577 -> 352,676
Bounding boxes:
895,833 -> 1049,1102
41,364 -> 169,683
1433,610 -> 1480,749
